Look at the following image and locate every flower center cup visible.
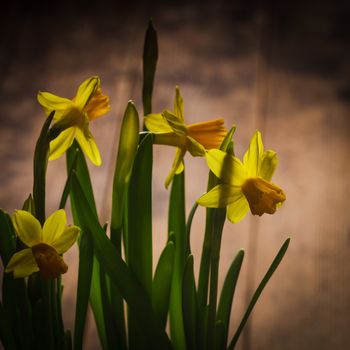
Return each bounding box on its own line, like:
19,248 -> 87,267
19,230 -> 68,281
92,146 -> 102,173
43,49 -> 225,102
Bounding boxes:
32,243 -> 68,279
241,177 -> 286,216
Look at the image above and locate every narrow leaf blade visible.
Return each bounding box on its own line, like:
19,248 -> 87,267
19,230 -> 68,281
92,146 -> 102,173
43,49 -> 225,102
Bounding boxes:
216,250 -> 244,350
143,20 -> 158,116
168,172 -> 187,350
127,133 -> 153,349
228,238 -> 291,350
74,229 -> 94,350
182,255 -> 198,350
152,241 -> 175,328
70,173 -> 173,350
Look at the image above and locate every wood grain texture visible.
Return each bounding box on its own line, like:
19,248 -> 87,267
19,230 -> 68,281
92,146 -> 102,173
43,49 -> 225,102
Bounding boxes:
0,1 -> 349,349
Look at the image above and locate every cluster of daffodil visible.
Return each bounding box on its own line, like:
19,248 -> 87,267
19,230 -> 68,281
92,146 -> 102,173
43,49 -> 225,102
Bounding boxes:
145,86 -> 285,221
0,22 -> 289,350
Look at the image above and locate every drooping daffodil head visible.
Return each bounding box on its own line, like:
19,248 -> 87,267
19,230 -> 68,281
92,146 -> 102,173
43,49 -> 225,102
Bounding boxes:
37,76 -> 110,166
144,86 -> 227,188
5,210 -> 80,279
197,130 -> 286,223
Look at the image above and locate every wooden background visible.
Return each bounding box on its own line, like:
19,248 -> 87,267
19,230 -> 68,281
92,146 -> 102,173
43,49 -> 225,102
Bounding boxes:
0,0 -> 349,349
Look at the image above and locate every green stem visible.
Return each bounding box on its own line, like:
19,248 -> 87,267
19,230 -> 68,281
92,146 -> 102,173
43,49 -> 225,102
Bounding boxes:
207,209 -> 226,350
50,278 -> 61,349
33,111 -> 54,224
197,208 -> 213,311
185,203 -> 198,256
198,170 -> 218,311
168,173 -> 187,350
40,279 -> 54,350
56,276 -> 65,348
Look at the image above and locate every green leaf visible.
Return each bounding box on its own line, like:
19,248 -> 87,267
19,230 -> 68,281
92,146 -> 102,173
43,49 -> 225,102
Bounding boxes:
66,141 -> 98,219
111,101 -> 139,245
182,255 -> 198,350
70,172 -> 173,350
198,305 -> 209,350
0,302 -> 16,350
99,223 -> 125,350
216,250 -> 244,350
59,148 -> 78,209
109,103 -> 139,350
74,229 -> 94,350
220,127 -> 236,155
196,126 -> 234,348
99,262 -> 125,350
22,194 -> 35,215
127,133 -> 153,295
197,126 -> 236,311
55,276 -> 65,350
127,133 -> 153,349
0,211 -> 33,348
206,208 -> 226,350
152,241 -> 175,328
2,275 -> 33,349
64,330 -> 72,350
215,320 -> 225,350
66,144 -> 108,348
143,20 -> 158,116
228,238 -> 291,350
0,210 -> 16,266
30,116 -> 61,350
168,172 -> 187,350
185,203 -> 198,256
33,110 -> 55,224
39,279 -> 55,350
89,257 -> 109,350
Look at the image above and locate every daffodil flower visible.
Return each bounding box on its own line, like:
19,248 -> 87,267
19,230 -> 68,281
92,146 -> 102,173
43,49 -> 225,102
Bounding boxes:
5,210 -> 80,279
144,86 -> 227,188
197,131 -> 286,223
37,76 -> 110,166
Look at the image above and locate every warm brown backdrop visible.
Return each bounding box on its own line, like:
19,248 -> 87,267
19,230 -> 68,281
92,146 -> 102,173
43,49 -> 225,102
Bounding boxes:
1,1 -> 349,349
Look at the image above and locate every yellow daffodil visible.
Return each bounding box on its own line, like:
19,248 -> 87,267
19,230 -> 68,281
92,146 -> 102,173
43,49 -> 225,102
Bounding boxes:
197,131 -> 286,223
144,86 -> 227,188
5,210 -> 80,279
37,76 -> 110,166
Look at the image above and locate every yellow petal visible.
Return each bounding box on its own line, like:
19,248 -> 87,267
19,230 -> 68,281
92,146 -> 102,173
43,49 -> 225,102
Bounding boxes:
165,148 -> 186,189
37,91 -> 72,117
49,127 -> 76,160
226,195 -> 250,223
84,87 -> 110,121
5,248 -> 39,278
205,149 -> 247,186
75,76 -> 100,110
196,184 -> 240,208
162,110 -> 187,136
12,210 -> 42,246
174,86 -> 184,122
42,210 -> 67,245
51,226 -> 80,254
243,130 -> 264,177
259,150 -> 278,181
75,127 -> 102,166
175,160 -> 184,174
187,119 -> 227,150
144,113 -> 173,133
